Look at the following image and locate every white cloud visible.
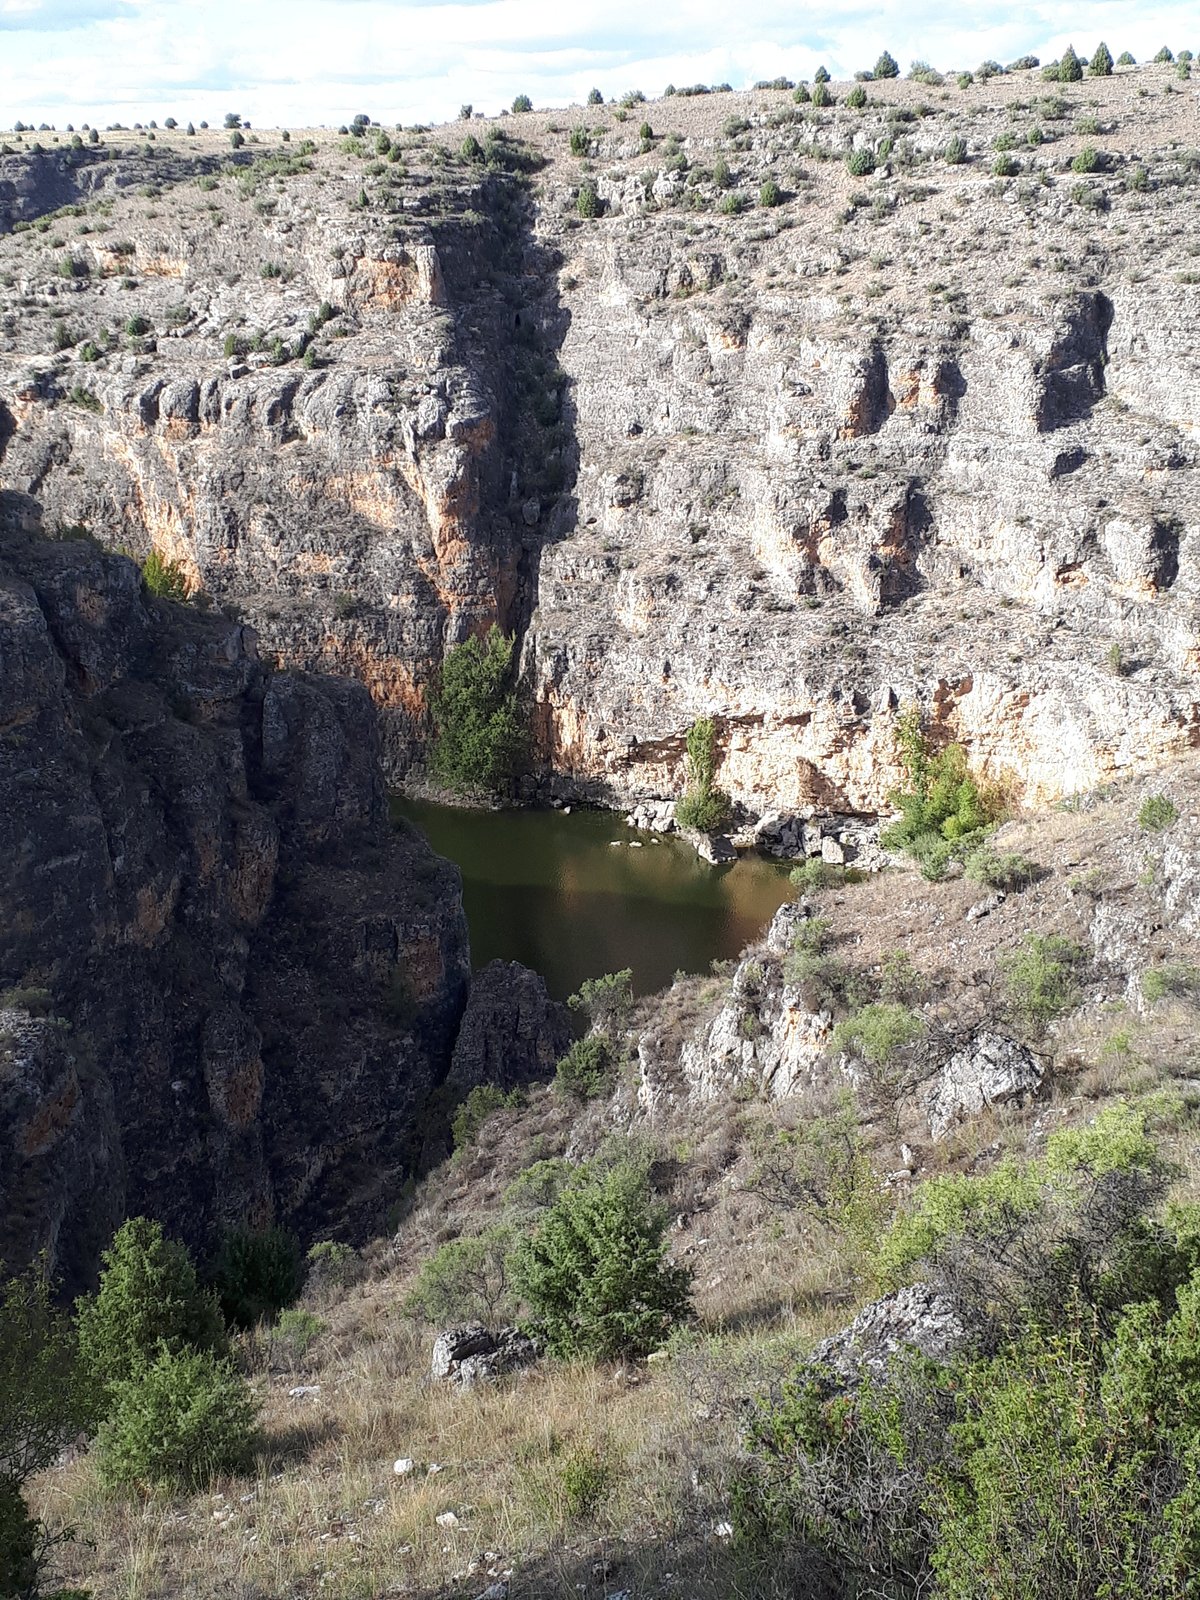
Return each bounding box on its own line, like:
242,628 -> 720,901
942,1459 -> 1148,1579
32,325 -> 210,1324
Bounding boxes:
0,0 -> 1195,128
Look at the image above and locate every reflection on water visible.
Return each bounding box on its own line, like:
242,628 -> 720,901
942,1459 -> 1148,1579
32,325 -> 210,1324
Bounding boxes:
394,797 -> 794,1001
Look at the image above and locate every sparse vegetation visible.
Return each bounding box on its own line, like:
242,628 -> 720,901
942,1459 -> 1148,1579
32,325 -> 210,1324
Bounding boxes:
675,716 -> 732,833
428,626 -> 523,795
1139,793 -> 1178,831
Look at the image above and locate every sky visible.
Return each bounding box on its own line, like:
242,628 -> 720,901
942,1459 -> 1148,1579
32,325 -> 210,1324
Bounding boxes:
0,0 -> 1197,130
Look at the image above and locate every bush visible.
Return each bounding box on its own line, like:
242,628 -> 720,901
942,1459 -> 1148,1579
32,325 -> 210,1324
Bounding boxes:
831,1002 -> 922,1066
846,85 -> 867,109
874,51 -> 899,78
1139,793 -> 1178,831
214,1228 -> 304,1329
1154,45 -> 1174,64
746,1096 -> 887,1256
452,1082 -> 521,1148
511,94 -> 533,113
718,190 -> 747,215
568,968 -> 633,1032
1058,44 -> 1083,81
268,1308 -> 326,1368
1002,933 -> 1085,1029
1071,144 -> 1101,173
992,152 -> 1018,176
429,625 -> 523,794
810,82 -> 831,107
963,847 -> 1037,891
674,716 -> 731,833
406,1226 -> 516,1325
575,181 -> 600,217
513,1160 -> 692,1359
304,1240 -> 359,1296
586,87 -> 603,106
880,711 -> 995,873
759,178 -> 781,207
944,135 -> 967,163
568,125 -> 589,155
95,1346 -> 259,1490
76,1218 -> 227,1399
846,147 -> 875,176
1142,962 -> 1200,1003
555,1034 -> 616,1099
230,130 -> 244,149
124,312 -> 151,336
1118,50 -> 1136,66
789,858 -> 844,895
814,65 -> 830,83
141,549 -> 189,599
1089,41 -> 1114,76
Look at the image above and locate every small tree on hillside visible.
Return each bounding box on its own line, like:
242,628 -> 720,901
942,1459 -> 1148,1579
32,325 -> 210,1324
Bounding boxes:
1089,41 -> 1114,76
429,625 -> 523,794
874,50 -> 900,78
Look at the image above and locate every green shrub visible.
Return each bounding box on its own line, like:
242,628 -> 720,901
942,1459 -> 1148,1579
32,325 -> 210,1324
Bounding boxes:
814,65 -> 830,83
405,1226 -> 516,1325
51,320 -> 76,351
58,254 -> 89,279
214,1228 -> 304,1330
880,711 -> 995,873
304,1240 -> 359,1294
846,85 -> 867,109
788,858 -> 844,895
1071,144 -> 1101,172
268,1308 -> 326,1367
1089,41 -> 1114,76
810,82 -> 831,107
992,152 -> 1018,176
511,94 -> 533,113
452,1082 -> 521,1148
963,847 -> 1037,891
95,1346 -> 259,1491
124,313 -> 151,336
554,1034 -> 616,1099
576,181 -> 600,217
1139,793 -> 1178,831
831,1002 -> 922,1065
141,549 -> 189,599
429,625 -> 523,794
568,125 -> 589,155
1142,963 -> 1200,1003
1154,45 -> 1174,64
759,178 -> 781,207
230,129 -> 244,149
1058,44 -> 1083,81
846,147 -> 875,176
1118,50 -> 1136,66
76,1218 -> 227,1400
874,51 -> 899,78
1002,933 -> 1085,1028
513,1160 -> 692,1359
718,190 -> 747,214
558,1443 -> 613,1519
746,1096 -> 887,1257
674,716 -> 731,833
568,968 -> 633,1032
944,135 -> 967,163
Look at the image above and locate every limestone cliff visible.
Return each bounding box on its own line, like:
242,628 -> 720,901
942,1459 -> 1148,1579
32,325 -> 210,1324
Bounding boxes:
0,493 -> 470,1289
1,62 -> 1198,818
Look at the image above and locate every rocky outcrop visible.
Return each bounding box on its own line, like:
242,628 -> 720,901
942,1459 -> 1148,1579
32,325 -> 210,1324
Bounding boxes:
447,960 -> 571,1094
926,1032 -> 1043,1140
431,1323 -> 540,1386
0,506 -> 471,1289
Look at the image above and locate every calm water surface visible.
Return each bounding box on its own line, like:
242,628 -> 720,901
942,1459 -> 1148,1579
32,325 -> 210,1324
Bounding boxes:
396,798 -> 793,1001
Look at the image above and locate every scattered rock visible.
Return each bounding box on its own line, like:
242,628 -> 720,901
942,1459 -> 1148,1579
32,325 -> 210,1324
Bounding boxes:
927,1031 -> 1043,1140
435,1511 -> 460,1529
965,890 -> 1005,921
812,1283 -> 971,1383
288,1385 -> 321,1399
393,1458 -> 415,1476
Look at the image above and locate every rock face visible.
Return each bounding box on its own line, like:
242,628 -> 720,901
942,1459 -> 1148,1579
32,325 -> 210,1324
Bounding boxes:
0,505 -> 471,1289
447,960 -> 571,1094
926,1032 -> 1044,1140
431,1323 -> 540,1386
3,71 -> 1200,819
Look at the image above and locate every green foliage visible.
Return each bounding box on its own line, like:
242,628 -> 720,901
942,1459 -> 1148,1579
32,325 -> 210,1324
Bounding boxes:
880,711 -> 995,875
452,1083 -> 522,1149
140,548 -> 189,599
1002,933 -> 1085,1028
213,1228 -> 304,1330
575,181 -> 599,217
268,1308 -> 326,1367
568,125 -> 589,156
846,147 -> 875,176
814,65 -> 830,83
95,1345 -> 259,1491
124,313 -> 151,336
789,858 -> 844,895
810,81 -> 831,107
1139,793 -> 1178,831
511,94 -> 533,113
963,847 -> 1037,891
746,1096 -> 888,1259
586,88 -> 603,106
1142,962 -> 1200,1003
992,151 -> 1018,177
513,1159 -> 692,1360
675,716 -> 731,833
554,1034 -> 616,1099
460,133 -> 483,162
1118,50 -> 1136,66
758,178 -> 781,207
304,1239 -> 358,1292
76,1218 -> 227,1401
1,1266 -> 96,1487
1090,41 -> 1114,76
832,1002 -> 922,1065
568,968 -> 633,1032
1154,45 -> 1174,64
429,625 -> 523,795
1058,43 -> 1084,81
229,129 -> 244,149
1071,143 -> 1101,172
943,135 -> 967,164
846,85 -> 867,109
557,1443 -> 613,1519
57,254 -> 89,279
878,1104 -> 1186,1336
874,51 -> 899,78
405,1226 -> 516,1325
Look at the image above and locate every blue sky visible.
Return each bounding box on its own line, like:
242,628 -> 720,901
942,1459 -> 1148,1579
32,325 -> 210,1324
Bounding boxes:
1,0 -> 1196,128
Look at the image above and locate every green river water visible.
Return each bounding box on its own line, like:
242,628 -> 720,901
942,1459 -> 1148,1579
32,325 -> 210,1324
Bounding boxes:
396,798 -> 793,1001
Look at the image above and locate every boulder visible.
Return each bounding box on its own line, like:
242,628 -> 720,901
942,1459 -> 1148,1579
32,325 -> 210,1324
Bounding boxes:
811,1283 -> 971,1383
431,1324 -> 540,1387
927,1031 -> 1043,1140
